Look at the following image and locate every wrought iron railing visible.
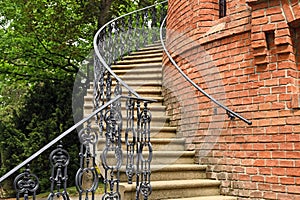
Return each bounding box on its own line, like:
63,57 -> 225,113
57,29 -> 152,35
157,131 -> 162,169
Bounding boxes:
93,0 -> 167,99
0,1 -> 168,200
93,1 -> 167,199
160,17 -> 252,125
0,95 -> 154,200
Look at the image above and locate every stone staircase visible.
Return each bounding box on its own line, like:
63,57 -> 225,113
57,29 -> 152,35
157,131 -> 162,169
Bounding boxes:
84,42 -> 237,200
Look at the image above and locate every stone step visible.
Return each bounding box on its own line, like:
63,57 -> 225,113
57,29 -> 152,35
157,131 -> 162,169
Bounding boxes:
169,196 -> 238,200
86,86 -> 162,97
97,138 -> 186,151
121,179 -> 221,200
97,151 -> 195,165
130,49 -> 163,56
111,62 -> 162,70
151,151 -> 195,165
84,40 -> 237,200
119,164 -> 208,182
113,68 -> 162,75
137,45 -> 163,52
118,73 -> 161,81
91,125 -> 177,138
123,52 -> 163,60
84,103 -> 166,113
90,80 -> 163,89
84,96 -> 164,108
116,57 -> 162,65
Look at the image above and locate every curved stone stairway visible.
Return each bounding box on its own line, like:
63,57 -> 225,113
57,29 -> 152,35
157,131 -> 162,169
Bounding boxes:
84,43 -> 237,200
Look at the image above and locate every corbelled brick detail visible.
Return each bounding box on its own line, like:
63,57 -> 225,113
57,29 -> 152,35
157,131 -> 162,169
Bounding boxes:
163,0 -> 300,199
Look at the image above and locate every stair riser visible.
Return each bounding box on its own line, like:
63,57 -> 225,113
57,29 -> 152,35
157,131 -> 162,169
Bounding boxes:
88,127 -> 176,139
123,53 -> 163,60
95,153 -> 194,166
84,98 -> 164,107
122,186 -> 220,200
111,63 -> 162,70
97,141 -> 185,151
84,116 -> 170,127
83,107 -> 166,119
86,92 -> 162,99
119,170 -> 207,182
116,58 -> 162,65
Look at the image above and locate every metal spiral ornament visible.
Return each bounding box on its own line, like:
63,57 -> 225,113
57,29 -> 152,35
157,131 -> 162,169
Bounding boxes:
14,165 -> 39,200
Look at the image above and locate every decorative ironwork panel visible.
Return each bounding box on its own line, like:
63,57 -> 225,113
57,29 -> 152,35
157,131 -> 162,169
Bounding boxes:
125,97 -> 136,184
136,103 -> 152,200
92,2 -> 168,199
76,122 -> 99,200
48,143 -> 70,200
14,165 -> 39,200
101,105 -> 123,200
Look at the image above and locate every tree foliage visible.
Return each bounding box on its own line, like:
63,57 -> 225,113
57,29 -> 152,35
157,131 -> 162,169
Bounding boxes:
0,0 -> 157,195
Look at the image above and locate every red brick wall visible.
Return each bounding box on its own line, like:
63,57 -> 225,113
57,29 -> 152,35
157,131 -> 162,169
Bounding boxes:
163,0 -> 300,199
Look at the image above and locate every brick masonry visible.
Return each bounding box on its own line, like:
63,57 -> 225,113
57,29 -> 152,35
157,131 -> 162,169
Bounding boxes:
163,0 -> 300,199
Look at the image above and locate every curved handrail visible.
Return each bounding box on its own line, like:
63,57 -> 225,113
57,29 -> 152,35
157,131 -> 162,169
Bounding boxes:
160,17 -> 252,125
93,0 -> 168,99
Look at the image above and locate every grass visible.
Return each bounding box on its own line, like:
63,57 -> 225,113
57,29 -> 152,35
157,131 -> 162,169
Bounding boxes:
36,183 -> 105,198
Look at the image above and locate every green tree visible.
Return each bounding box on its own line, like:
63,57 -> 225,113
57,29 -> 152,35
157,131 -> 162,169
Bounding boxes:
0,0 -> 157,195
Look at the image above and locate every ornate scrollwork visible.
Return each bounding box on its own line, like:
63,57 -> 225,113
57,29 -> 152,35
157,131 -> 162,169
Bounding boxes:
125,97 -> 136,184
14,165 -> 39,200
48,143 -> 70,200
136,103 -> 153,200
92,2 -> 168,199
101,106 -> 123,200
76,122 -> 99,200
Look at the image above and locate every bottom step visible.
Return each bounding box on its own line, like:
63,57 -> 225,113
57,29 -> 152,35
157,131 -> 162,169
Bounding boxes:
121,179 -> 221,199
169,196 -> 237,200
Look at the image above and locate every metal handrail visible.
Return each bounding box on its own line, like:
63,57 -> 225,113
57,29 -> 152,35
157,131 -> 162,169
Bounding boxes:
160,16 -> 252,125
93,0 -> 168,99
0,95 -> 155,183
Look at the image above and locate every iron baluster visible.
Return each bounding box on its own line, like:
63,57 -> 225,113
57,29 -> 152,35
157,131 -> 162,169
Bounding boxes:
106,25 -> 114,65
96,62 -> 105,136
135,12 -> 141,50
48,143 -> 70,200
137,103 -> 152,200
101,97 -> 123,199
151,6 -> 157,42
119,18 -> 126,58
141,10 -> 148,47
106,71 -> 112,103
76,121 -> 99,200
113,81 -> 122,110
14,165 -> 39,200
94,56 -> 105,137
135,101 -> 141,200
127,15 -> 134,55
125,96 -> 136,184
112,20 -> 119,63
